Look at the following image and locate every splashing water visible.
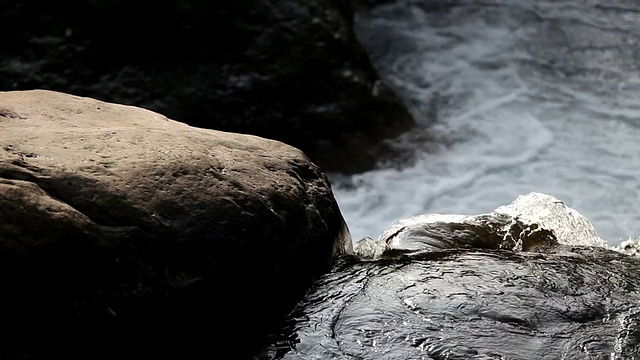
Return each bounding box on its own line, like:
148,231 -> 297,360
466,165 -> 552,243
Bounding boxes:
331,0 -> 640,245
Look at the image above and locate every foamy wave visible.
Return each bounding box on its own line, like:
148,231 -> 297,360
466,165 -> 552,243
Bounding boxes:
611,238 -> 640,257
335,0 -> 640,245
355,192 -> 609,260
333,108 -> 552,242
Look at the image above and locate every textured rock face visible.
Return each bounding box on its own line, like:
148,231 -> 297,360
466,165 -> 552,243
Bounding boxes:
0,0 -> 414,173
0,90 -> 352,359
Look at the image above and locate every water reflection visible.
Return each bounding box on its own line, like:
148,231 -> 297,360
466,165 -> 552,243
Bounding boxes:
260,248 -> 640,359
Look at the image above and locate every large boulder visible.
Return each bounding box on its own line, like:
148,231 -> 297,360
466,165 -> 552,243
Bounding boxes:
0,90 -> 352,359
259,193 -> 640,359
0,0 -> 414,173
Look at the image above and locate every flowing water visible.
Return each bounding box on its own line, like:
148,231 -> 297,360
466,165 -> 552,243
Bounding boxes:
330,0 -> 640,245
260,248 -> 640,359
258,193 -> 640,359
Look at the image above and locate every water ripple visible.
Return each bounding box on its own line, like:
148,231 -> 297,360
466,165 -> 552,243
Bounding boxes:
259,248 -> 640,359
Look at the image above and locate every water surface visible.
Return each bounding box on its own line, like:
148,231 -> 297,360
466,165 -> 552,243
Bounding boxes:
331,0 -> 640,244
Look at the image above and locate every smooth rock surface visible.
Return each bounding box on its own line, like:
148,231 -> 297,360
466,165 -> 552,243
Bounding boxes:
260,248 -> 640,359
0,90 -> 352,359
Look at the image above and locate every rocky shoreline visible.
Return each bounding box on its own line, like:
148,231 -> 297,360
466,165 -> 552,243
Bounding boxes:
4,2 -> 640,359
2,91 -> 640,359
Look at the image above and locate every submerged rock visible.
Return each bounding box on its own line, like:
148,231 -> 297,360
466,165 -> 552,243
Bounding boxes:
0,90 -> 351,359
260,248 -> 640,359
259,193 -> 640,359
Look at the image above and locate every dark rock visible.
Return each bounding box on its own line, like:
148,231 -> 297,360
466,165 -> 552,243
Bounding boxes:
260,248 -> 640,359
0,90 -> 352,359
259,193 -> 640,359
0,0 -> 414,174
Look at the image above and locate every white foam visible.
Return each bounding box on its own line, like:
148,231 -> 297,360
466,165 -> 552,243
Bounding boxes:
335,2 -> 640,244
334,107 -> 553,241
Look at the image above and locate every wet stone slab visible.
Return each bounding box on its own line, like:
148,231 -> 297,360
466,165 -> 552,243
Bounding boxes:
258,193 -> 640,359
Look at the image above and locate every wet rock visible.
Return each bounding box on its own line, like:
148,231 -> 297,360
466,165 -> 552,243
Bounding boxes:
0,90 -> 352,359
260,193 -> 640,359
260,248 -> 640,359
0,0 -> 414,174
356,192 -> 599,260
